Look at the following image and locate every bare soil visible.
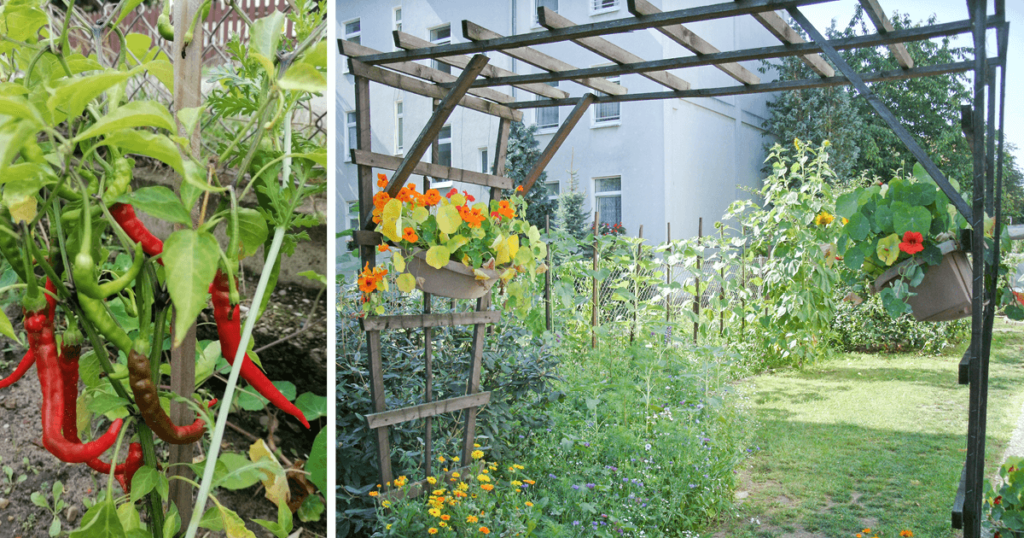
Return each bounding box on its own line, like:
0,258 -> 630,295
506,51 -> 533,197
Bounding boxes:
0,273 -> 327,538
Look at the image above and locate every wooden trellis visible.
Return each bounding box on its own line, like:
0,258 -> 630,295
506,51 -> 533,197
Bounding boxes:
340,1 -> 1010,530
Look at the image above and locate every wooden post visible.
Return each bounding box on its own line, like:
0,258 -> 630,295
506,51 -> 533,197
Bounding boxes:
168,0 -> 203,526
591,211 -> 600,350
423,292 -> 433,479
666,222 -> 671,322
719,226 -> 725,337
740,227 -> 746,335
356,75 -> 375,269
630,226 -> 643,344
460,298 -> 488,463
693,217 -> 702,344
545,215 -> 552,332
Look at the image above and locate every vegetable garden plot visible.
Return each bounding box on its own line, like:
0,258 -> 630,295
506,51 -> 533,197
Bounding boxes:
0,0 -> 328,536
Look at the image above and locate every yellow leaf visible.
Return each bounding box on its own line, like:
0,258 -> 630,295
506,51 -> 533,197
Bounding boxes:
411,206 -> 429,224
393,251 -> 406,273
446,235 -> 469,253
248,439 -> 289,507
876,233 -> 901,266
473,269 -> 491,281
217,503 -> 257,538
379,199 -> 403,242
436,205 -> 461,234
397,272 -> 416,292
507,234 -> 520,260
425,245 -> 451,269
450,193 -> 465,206
495,238 -> 510,266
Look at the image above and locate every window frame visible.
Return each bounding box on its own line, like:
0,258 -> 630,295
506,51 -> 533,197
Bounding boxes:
429,24 -> 452,75
590,0 -> 619,16
479,147 -> 490,174
592,73 -> 622,127
345,201 -> 360,230
531,0 -> 558,29
432,124 -> 454,189
395,100 -> 404,155
345,110 -> 357,162
535,81 -> 560,132
544,180 -> 561,201
393,7 -> 403,49
593,175 -> 623,227
342,19 -> 361,73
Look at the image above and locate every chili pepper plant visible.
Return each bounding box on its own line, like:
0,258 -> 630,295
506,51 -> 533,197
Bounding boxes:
0,0 -> 328,536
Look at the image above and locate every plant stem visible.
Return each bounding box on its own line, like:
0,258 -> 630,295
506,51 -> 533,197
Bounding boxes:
183,226 -> 287,538
136,422 -> 165,538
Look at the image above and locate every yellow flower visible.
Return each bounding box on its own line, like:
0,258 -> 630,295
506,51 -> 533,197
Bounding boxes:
439,521 -> 448,528
429,508 -> 441,517
386,524 -> 392,530
438,456 -> 446,462
471,450 -> 485,460
368,491 -> 379,497
814,211 -> 834,226
525,501 -> 533,507
427,477 -> 437,485
481,484 -> 494,491
458,482 -> 469,491
863,530 -> 871,534
432,489 -> 445,496
511,480 -> 523,487
474,443 -> 481,448
452,472 -> 460,478
428,528 -> 439,535
477,475 -> 491,483
452,456 -> 461,463
514,464 -> 524,470
381,500 -> 391,508
441,515 -> 451,521
466,515 -> 479,523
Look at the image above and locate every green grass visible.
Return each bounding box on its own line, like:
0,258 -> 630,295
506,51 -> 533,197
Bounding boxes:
709,319 -> 1024,538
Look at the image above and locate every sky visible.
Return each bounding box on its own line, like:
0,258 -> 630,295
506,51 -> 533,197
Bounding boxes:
798,0 -> 1023,162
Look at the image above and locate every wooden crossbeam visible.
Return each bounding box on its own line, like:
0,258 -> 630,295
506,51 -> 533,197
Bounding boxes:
393,31 -> 569,100
628,0 -> 758,85
348,59 -> 521,122
857,0 -> 914,69
340,39 -> 513,104
362,311 -> 502,331
351,149 -> 513,190
537,7 -> 690,91
749,10 -> 834,77
351,230 -> 384,247
462,20 -> 627,96
522,94 -> 596,193
366,392 -> 492,430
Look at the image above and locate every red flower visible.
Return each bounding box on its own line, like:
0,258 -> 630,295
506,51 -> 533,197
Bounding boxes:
995,496 -> 1003,505
899,231 -> 924,255
464,191 -> 476,202
447,188 -> 458,198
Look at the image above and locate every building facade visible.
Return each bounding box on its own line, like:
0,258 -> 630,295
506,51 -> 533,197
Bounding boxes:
337,0 -> 781,248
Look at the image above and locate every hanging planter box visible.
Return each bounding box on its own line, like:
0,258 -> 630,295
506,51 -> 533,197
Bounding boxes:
405,250 -> 501,300
872,240 -> 972,322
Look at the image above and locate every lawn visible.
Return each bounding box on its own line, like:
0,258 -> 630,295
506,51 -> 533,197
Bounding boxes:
709,319 -> 1024,538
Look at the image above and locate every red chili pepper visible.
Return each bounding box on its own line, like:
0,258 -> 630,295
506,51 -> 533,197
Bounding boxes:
44,278 -> 56,321
210,271 -> 309,429
110,203 -> 164,262
0,350 -> 34,389
26,310 -> 123,463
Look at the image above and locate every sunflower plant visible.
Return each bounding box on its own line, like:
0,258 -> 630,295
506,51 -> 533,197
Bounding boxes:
357,174 -> 547,316
835,163 -> 970,317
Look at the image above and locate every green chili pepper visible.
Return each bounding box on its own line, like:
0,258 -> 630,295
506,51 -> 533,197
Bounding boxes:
0,208 -> 27,284
157,0 -> 174,41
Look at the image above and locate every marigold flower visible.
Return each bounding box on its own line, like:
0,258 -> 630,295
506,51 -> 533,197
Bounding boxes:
471,450 -> 485,460
479,527 -> 491,534
477,474 -> 491,483
900,531 -> 914,537
863,530 -> 871,534
428,528 -> 439,535
381,500 -> 391,508
403,227 -> 419,242
429,508 -> 441,517
377,173 -> 388,188
427,477 -> 437,484
441,515 -> 451,521
438,456 -> 445,462
814,211 -> 834,226
377,243 -> 389,253
425,189 -> 442,205
856,534 -> 862,538
452,472 -> 460,478
466,515 -> 479,523
899,231 -> 924,255
525,501 -> 533,507
439,521 -> 448,528
481,484 -> 494,491
453,456 -> 460,462
368,490 -> 378,497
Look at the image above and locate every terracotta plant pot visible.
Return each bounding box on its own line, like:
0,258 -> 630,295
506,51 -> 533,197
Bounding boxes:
872,241 -> 972,322
405,251 -> 500,299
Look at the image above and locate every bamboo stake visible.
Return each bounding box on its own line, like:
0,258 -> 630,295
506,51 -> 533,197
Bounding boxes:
591,211 -> 600,350
693,217 -> 702,344
666,222 -> 671,322
545,215 -> 552,332
630,225 -> 643,344
719,226 -> 725,337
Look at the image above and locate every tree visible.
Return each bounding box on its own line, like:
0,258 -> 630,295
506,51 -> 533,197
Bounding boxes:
503,121 -> 557,228
761,6 -> 1024,220
554,155 -> 590,243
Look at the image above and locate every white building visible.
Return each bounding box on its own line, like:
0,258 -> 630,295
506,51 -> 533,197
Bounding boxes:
337,0 -> 781,249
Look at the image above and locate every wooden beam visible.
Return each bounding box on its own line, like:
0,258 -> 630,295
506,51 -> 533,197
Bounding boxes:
959,348 -> 971,385
462,21 -> 627,96
366,331 -> 393,485
351,230 -> 384,247
490,118 -> 512,200
522,93 -> 596,193
366,392 -> 492,430
750,10 -> 834,77
857,0 -> 914,69
350,0 -> 837,65
393,31 -> 569,99
537,7 -> 690,91
355,75 -> 376,265
628,0 -> 759,85
461,298 -> 489,463
340,39 -> 513,103
361,311 -> 502,331
348,59 -> 522,122
350,149 -> 513,190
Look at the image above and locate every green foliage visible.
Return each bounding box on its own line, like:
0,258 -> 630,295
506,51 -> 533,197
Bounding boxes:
554,164 -> 590,243
503,122 -> 557,229
985,457 -> 1024,537
832,288 -> 969,354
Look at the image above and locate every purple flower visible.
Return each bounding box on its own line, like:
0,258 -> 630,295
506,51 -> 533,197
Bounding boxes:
586,483 -> 596,490
573,521 -> 580,526
582,442 -> 590,447
689,483 -> 698,489
549,473 -> 557,479
572,484 -> 580,490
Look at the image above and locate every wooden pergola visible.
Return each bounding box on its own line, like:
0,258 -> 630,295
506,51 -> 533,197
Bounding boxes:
339,0 -> 1010,533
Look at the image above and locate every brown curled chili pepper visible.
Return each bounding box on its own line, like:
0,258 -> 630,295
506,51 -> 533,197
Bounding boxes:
210,271 -> 310,429
57,333 -> 142,492
26,309 -> 124,463
127,339 -> 211,445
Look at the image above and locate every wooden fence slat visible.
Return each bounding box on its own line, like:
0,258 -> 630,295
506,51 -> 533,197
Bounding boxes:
361,311 -> 501,331
366,392 -> 492,430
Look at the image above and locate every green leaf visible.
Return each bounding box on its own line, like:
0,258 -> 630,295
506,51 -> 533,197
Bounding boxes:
49,516 -> 60,537
86,392 -> 131,418
232,208 -> 268,258
893,204 -> 932,236
96,131 -> 213,192
306,427 -> 327,494
297,270 -> 326,286
425,245 -> 451,269
115,0 -> 146,25
129,466 -> 159,503
0,95 -> 43,123
297,494 -> 325,522
74,101 -> 176,142
844,241 -> 868,271
876,233 -> 901,266
215,503 -> 257,538
116,502 -> 141,532
843,212 -> 871,241
164,230 -> 220,346
294,392 -> 327,421
116,187 -> 191,226
31,491 -> 48,509
70,497 -> 126,538
251,11 -> 286,61
176,106 -> 205,140
397,271 -> 416,292
213,453 -> 264,491
278,63 -> 326,94
835,191 -> 859,218
0,307 -> 17,341
47,69 -> 135,119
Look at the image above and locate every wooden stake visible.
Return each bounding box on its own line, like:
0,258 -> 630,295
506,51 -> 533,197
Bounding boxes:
630,226 -> 643,344
545,215 -> 552,332
693,217 -> 702,344
666,222 -> 671,322
591,211 -> 600,350
720,226 -> 725,337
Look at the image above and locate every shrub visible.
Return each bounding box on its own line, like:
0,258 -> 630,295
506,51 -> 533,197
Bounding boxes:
832,288 -> 969,354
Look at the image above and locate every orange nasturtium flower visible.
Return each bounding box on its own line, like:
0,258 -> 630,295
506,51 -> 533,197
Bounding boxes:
424,189 -> 442,206
459,206 -> 486,228
378,243 -> 390,253
358,263 -> 387,294
397,187 -> 415,203
403,227 -> 419,242
373,191 -> 391,209
899,231 -> 924,255
497,200 -> 516,220
377,173 -> 388,188
516,185 -> 524,192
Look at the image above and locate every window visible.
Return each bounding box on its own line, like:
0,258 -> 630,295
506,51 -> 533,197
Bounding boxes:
345,111 -> 357,161
433,125 -> 453,188
346,201 -> 360,230
342,19 -> 360,73
430,25 -> 451,74
591,0 -> 618,14
395,101 -> 404,154
394,7 -> 402,32
594,176 -> 621,226
536,81 -> 559,129
594,76 -> 621,124
533,0 -> 557,26
545,180 -> 560,201
479,147 -> 489,174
